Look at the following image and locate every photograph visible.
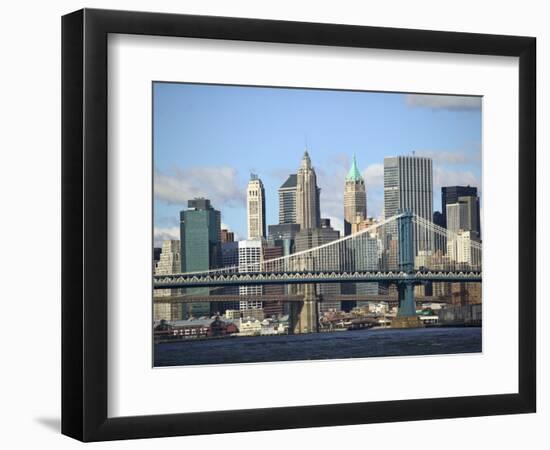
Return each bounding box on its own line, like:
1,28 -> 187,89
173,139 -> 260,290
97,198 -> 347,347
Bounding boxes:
152,83 -> 483,367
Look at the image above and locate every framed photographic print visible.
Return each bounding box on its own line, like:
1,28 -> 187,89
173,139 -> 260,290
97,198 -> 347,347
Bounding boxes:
62,8 -> 536,442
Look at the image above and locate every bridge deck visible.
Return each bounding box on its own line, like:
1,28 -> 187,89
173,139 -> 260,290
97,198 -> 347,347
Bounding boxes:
153,293 -> 450,304
154,270 -> 482,289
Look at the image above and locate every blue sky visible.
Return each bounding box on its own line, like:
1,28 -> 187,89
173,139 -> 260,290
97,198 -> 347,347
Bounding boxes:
153,82 -> 481,245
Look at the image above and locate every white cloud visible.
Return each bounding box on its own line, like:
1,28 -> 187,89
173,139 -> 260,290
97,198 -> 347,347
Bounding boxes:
153,226 -> 179,248
415,150 -> 480,165
154,166 -> 245,209
433,167 -> 479,191
325,216 -> 344,235
363,163 -> 384,187
317,156 -> 347,223
405,94 -> 481,111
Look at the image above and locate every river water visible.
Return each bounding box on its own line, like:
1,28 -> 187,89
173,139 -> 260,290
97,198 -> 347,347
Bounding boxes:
154,327 -> 481,367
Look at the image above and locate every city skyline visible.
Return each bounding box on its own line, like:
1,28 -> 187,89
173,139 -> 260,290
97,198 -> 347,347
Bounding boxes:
154,83 -> 482,245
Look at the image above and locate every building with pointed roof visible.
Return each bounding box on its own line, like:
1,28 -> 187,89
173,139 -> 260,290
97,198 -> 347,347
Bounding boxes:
246,173 -> 266,239
295,150 -> 321,230
344,154 -> 367,236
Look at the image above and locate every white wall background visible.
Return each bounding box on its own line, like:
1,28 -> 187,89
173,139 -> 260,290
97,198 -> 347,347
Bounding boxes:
0,0 -> 546,448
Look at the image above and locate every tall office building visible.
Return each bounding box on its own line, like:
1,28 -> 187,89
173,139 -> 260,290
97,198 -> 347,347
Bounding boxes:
295,218 -> 341,313
447,230 -> 477,265
433,211 -> 445,228
218,241 -> 240,313
221,228 -> 234,243
263,245 -> 286,318
441,186 -> 479,229
278,174 -> 297,224
238,239 -> 263,310
295,150 -> 321,230
458,195 -> 481,238
268,223 -> 301,256
180,198 -> 221,318
153,240 -> 183,321
445,195 -> 481,238
446,202 -> 468,234
344,154 -> 367,236
247,174 -> 266,239
383,155 -> 433,221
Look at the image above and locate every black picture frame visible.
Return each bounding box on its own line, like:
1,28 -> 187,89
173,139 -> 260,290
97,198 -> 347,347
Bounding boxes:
62,8 -> 536,442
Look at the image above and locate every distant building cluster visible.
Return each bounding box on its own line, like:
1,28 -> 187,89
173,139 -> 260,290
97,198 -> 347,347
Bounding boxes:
153,148 -> 481,326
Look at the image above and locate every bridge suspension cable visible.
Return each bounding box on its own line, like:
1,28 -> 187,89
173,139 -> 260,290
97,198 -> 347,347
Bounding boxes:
157,213 -> 482,279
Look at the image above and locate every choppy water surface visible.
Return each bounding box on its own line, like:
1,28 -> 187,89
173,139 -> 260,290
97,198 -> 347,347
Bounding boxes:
154,327 -> 481,367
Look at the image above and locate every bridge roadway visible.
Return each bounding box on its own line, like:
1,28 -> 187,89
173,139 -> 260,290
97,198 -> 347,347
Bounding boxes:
153,293 -> 451,304
153,269 -> 482,289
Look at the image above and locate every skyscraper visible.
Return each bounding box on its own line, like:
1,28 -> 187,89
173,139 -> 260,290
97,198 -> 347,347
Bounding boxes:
344,154 -> 367,236
458,195 -> 481,239
153,240 -> 183,321
220,228 -> 234,243
295,150 -> 321,230
446,196 -> 481,238
238,239 -> 263,310
383,155 -> 433,259
278,174 -> 297,224
446,202 -> 468,234
180,198 -> 221,318
219,240 -> 240,313
295,218 -> 341,313
247,173 -> 266,239
441,186 -> 479,229
383,155 -> 433,221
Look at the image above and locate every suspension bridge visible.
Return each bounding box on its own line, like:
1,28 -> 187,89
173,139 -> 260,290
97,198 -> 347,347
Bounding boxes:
154,212 -> 482,331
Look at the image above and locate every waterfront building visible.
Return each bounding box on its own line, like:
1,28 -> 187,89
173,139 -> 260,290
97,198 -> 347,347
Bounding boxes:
153,240 -> 183,321
241,308 -> 265,321
238,239 -> 263,310
344,154 -> 367,236
295,150 -> 321,230
278,174 -> 297,224
441,186 -> 479,231
224,309 -> 241,320
247,173 -> 266,239
180,198 -> 221,318
153,317 -> 239,341
237,319 -> 263,336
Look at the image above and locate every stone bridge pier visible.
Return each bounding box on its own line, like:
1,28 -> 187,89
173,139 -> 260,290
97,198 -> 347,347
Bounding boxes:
289,284 -> 319,334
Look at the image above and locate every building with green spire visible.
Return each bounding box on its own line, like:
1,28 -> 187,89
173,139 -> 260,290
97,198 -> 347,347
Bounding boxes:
344,154 -> 367,236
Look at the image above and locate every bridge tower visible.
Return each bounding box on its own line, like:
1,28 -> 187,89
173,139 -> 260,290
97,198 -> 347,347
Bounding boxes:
290,284 -> 319,334
393,211 -> 423,328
